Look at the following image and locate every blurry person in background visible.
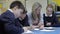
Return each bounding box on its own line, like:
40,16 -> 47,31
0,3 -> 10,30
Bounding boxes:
16,10 -> 30,27
28,2 -> 44,30
43,4 -> 59,27
0,1 -> 28,34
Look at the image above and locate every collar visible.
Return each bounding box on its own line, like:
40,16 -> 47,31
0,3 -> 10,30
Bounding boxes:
45,13 -> 52,17
8,9 -> 13,13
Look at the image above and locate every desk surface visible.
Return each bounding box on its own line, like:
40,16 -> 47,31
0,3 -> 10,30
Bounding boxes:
23,27 -> 60,34
32,27 -> 60,34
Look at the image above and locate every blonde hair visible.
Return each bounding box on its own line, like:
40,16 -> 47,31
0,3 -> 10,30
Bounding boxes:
32,2 -> 42,20
46,4 -> 54,10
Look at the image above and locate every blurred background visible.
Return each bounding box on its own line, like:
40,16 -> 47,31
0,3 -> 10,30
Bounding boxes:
0,0 -> 60,23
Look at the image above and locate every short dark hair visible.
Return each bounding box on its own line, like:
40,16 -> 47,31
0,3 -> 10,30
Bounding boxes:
10,1 -> 25,9
10,1 -> 26,13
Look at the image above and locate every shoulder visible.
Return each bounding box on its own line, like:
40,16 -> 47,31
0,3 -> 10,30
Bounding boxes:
1,10 -> 14,17
0,10 -> 15,21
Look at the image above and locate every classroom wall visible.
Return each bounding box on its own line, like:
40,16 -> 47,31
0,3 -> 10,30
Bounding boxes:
0,0 -> 25,14
26,0 -> 47,14
0,0 -> 16,14
0,0 -> 47,14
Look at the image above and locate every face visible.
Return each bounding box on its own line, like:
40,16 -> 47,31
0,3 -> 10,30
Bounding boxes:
20,14 -> 26,19
47,7 -> 53,15
14,8 -> 23,18
36,7 -> 41,15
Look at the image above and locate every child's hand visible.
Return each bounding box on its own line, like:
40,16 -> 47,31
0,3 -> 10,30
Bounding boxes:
46,22 -> 51,26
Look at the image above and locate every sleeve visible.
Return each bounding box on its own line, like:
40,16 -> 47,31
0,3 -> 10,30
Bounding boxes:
4,22 -> 24,34
52,14 -> 60,27
54,14 -> 59,24
27,13 -> 33,26
40,13 -> 44,24
0,15 -> 24,34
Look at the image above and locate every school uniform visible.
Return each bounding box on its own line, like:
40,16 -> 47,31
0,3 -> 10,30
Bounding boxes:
43,13 -> 59,27
16,15 -> 30,27
0,9 -> 24,34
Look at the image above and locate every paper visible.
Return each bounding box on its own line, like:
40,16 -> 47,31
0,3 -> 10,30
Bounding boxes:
40,29 -> 55,32
34,28 -> 40,30
24,30 -> 33,33
44,27 -> 53,30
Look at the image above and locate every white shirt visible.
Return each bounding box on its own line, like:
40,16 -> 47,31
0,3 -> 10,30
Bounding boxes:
8,9 -> 13,13
45,13 -> 52,17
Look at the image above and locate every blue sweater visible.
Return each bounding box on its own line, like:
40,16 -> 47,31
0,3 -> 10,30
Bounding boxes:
0,10 -> 24,34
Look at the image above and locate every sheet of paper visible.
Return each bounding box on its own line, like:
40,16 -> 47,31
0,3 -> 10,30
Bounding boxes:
34,28 -> 40,30
24,30 -> 33,33
40,29 -> 55,32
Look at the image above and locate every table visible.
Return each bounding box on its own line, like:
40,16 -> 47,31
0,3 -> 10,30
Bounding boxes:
23,27 -> 60,34
32,27 -> 60,34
